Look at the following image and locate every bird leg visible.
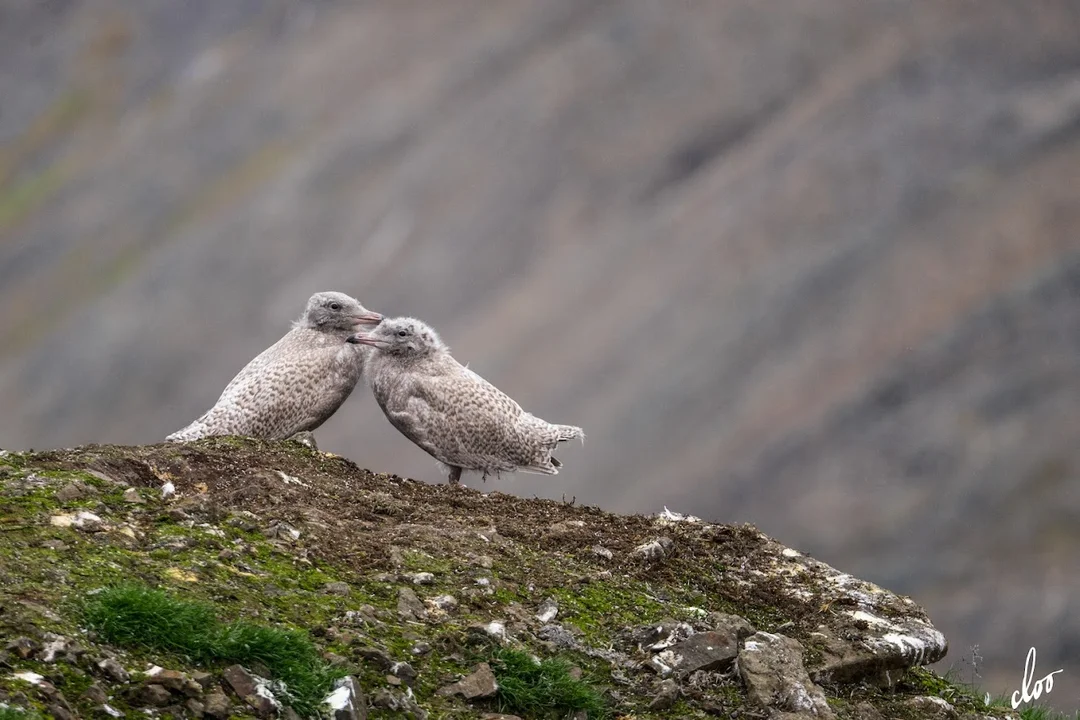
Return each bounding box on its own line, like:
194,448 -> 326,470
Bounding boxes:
448,466 -> 462,485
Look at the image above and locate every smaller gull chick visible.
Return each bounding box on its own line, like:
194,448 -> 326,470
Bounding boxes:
348,317 -> 584,484
167,291 -> 382,443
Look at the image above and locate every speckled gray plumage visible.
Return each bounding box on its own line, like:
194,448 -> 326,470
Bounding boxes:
167,291 -> 381,442
350,317 -> 584,483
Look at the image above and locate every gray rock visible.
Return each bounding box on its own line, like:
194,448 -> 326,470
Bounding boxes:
147,667 -> 190,693
408,571 -> 436,585
203,691 -> 232,720
632,536 -> 674,561
122,487 -> 146,503
436,662 -> 499,699
649,678 -> 680,711
184,698 -> 205,717
40,635 -> 70,662
397,587 -> 427,621
660,630 -> 738,674
325,675 -> 366,720
905,696 -> 959,719
56,481 -> 96,502
6,637 -> 36,659
708,612 -> 756,640
97,657 -> 130,682
138,684 -> 173,707
739,632 -> 834,720
81,684 -> 108,705
324,581 -> 351,595
426,594 -> 458,613
223,664 -> 279,717
191,671 -> 215,690
535,597 -> 559,623
591,545 -> 614,561
355,646 -> 393,669
390,661 -> 417,684
47,704 -> 74,720
371,688 -> 428,720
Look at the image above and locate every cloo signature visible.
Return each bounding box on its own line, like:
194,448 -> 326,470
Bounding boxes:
1011,646 -> 1063,709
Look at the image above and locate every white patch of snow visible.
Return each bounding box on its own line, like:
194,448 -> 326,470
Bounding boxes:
324,685 -> 351,710
12,671 -> 44,685
103,704 -> 124,717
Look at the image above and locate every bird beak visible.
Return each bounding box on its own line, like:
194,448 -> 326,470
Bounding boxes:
352,311 -> 383,327
347,333 -> 383,347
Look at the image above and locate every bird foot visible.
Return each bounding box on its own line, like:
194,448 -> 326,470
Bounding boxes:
287,431 -> 318,451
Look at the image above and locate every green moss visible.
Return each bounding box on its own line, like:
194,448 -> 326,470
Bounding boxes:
550,583 -> 666,645
0,706 -> 44,720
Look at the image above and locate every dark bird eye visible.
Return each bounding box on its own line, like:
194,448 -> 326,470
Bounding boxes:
397,330 -> 408,337
330,302 -> 342,310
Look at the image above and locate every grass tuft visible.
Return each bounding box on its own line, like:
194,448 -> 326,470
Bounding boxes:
489,646 -> 608,720
83,584 -> 344,716
0,707 -> 42,720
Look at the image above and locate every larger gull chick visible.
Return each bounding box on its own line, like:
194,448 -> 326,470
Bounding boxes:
167,291 -> 382,442
348,317 -> 584,484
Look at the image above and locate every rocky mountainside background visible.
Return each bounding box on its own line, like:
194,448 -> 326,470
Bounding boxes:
0,438 -> 1016,719
2,0 -> 1080,701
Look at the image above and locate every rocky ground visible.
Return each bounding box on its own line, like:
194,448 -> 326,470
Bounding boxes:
0,438 -> 1030,719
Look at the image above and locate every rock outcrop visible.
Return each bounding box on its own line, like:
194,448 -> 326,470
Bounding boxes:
0,438 -> 1016,719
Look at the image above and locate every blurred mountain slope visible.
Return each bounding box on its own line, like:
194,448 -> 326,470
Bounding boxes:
2,0 -> 1080,698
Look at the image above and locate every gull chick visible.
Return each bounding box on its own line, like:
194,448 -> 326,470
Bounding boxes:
167,291 -> 382,442
348,317 -> 584,484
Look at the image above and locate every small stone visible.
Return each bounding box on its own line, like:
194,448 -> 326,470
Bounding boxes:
591,545 -> 614,560
81,684 -> 108,705
739,632 -> 834,720
203,691 -> 232,720
6,637 -> 37,659
324,675 -> 366,720
535,597 -> 559,623
56,481 -> 95,502
40,635 -> 70,663
223,664 -> 279,717
324,581 -> 351,595
386,674 -> 401,686
355,647 -> 393,670
708,612 -> 756,640
411,642 -> 432,656
41,539 -> 67,550
47,704 -> 74,720
408,572 -> 436,585
649,678 -> 680,711
185,698 -> 205,717
905,696 -> 958,719
138,684 -> 173,707
426,594 -> 458,613
476,555 -> 494,569
466,621 -> 507,644
662,630 -> 739,673
633,536 -> 674,560
390,661 -> 417,684
97,657 -> 130,682
436,662 -> 499,699
397,587 -> 427,621
147,667 -> 189,692
166,507 -> 191,522
122,487 -> 145,503
191,671 -> 215,689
